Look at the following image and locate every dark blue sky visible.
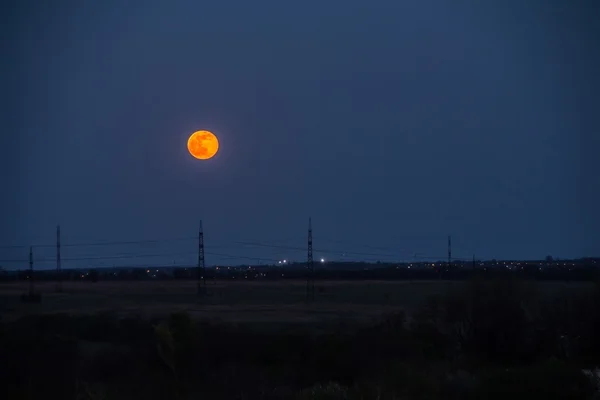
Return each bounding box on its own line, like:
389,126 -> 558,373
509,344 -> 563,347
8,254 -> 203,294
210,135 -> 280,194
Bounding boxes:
2,0 -> 599,268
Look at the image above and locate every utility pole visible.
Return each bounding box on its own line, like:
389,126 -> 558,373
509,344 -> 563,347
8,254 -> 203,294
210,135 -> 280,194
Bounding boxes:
306,217 -> 314,301
197,220 -> 206,296
447,235 -> 452,269
29,246 -> 34,297
56,225 -> 62,292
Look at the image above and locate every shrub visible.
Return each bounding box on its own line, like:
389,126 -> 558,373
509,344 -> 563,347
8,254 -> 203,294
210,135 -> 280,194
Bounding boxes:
474,359 -> 596,400
414,277 -> 537,365
295,382 -> 349,400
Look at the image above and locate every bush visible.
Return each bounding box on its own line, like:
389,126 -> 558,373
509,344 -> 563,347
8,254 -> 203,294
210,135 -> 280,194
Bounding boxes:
295,382 -> 349,400
414,277 -> 538,365
3,281 -> 600,399
474,359 -> 596,400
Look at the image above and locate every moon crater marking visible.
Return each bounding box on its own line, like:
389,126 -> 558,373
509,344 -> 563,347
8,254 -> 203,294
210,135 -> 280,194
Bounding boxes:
187,130 -> 219,160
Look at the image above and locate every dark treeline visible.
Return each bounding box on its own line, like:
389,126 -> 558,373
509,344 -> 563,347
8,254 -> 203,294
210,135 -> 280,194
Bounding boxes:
2,260 -> 599,283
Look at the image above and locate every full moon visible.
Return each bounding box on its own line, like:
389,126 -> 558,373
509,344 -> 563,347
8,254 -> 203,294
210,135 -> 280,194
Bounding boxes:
187,130 -> 219,160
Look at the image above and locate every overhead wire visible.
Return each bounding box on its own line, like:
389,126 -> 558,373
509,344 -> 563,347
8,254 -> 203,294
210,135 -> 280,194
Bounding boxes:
1,233 -> 472,267
0,236 -> 198,250
231,240 -> 405,259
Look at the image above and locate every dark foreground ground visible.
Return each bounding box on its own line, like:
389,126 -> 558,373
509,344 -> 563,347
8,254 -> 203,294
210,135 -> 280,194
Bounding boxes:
1,280 -> 462,328
0,280 -> 593,323
1,279 -> 600,399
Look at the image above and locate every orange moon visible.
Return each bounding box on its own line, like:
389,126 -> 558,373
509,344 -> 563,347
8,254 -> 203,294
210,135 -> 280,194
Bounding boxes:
187,130 -> 219,160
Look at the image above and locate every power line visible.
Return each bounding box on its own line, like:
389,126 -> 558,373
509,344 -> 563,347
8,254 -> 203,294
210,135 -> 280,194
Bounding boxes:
0,237 -> 197,250
205,251 -> 281,263
0,244 -> 313,264
314,238 -> 408,253
2,234 -> 452,256
231,240 -> 404,259
1,232 -> 474,267
0,244 -> 30,250
413,255 -> 472,261
0,251 -> 198,263
1,253 -> 474,268
0,249 -> 441,265
59,237 -> 197,248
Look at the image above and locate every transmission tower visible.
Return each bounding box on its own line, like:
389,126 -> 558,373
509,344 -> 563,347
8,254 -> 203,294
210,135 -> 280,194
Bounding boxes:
306,217 -> 314,301
197,220 -> 206,296
29,246 -> 34,296
21,245 -> 41,302
56,225 -> 62,292
447,235 -> 452,268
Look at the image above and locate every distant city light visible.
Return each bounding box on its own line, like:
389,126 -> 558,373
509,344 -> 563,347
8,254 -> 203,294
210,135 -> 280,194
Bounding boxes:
320,258 -> 325,263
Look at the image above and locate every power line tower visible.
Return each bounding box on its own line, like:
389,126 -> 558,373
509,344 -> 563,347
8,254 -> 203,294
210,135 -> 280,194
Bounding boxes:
447,235 -> 452,268
197,220 -> 206,296
29,246 -> 34,297
21,246 -> 40,302
56,225 -> 62,293
306,217 -> 314,301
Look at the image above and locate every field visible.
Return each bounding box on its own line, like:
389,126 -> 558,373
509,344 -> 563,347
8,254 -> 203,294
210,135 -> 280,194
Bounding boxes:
2,279 -> 599,399
0,279 -> 591,327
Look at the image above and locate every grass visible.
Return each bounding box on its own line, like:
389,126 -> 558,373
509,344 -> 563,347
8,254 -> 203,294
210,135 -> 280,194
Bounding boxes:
1,278 -> 599,399
0,280 -> 594,327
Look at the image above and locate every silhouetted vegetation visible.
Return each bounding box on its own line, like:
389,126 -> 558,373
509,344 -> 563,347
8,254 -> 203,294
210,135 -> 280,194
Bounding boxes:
1,276 -> 600,399
1,258 -> 599,283
88,269 -> 99,283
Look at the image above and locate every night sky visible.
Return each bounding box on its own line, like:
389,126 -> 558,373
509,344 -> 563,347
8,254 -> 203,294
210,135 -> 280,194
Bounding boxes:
2,0 -> 599,269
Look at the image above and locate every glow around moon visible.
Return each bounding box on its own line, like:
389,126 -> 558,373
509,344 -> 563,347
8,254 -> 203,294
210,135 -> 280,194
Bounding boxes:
187,130 -> 219,160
